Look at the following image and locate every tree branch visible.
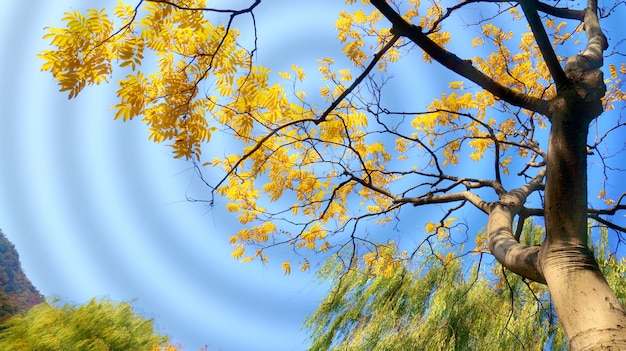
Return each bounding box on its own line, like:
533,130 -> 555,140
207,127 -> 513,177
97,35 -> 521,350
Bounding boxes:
519,0 -> 568,88
589,214 -> 626,233
146,0 -> 261,14
563,0 -> 608,80
488,169 -> 546,283
394,190 -> 492,214
314,34 -> 401,125
588,193 -> 626,233
211,33 -> 400,194
369,0 -> 549,115
431,0 -> 585,33
535,2 -> 585,20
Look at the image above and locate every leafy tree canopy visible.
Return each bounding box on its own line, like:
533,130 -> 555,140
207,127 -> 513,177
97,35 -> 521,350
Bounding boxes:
0,298 -> 169,351
38,0 -> 625,272
39,0 -> 626,347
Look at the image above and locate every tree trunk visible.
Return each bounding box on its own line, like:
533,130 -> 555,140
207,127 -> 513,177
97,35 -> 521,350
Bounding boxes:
540,71 -> 626,349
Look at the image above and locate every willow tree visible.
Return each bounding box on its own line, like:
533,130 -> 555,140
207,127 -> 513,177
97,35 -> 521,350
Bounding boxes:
39,0 -> 626,348
0,299 -> 169,350
305,225 -> 626,350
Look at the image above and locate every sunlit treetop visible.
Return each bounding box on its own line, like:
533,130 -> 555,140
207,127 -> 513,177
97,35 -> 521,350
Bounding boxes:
39,0 -> 625,276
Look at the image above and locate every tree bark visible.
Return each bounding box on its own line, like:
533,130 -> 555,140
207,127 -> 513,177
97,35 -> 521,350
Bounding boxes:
538,3 -> 626,348
539,79 -> 626,350
487,171 -> 545,284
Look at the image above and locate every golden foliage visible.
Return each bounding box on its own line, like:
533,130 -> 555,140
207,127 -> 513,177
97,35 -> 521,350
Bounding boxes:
363,242 -> 401,278
151,343 -> 184,351
39,0 -> 620,271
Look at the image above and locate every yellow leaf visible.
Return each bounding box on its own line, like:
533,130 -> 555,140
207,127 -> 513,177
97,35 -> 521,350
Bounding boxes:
366,205 -> 381,213
609,64 -> 617,80
232,244 -> 245,260
471,37 -> 484,47
363,251 -> 377,266
442,252 -> 455,266
425,221 -> 437,233
281,261 -> 291,275
448,81 -> 464,90
300,258 -> 310,272
292,64 -> 306,81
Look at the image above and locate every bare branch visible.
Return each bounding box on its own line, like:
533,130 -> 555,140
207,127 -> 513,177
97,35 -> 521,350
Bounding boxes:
535,2 -> 585,20
146,0 -> 261,14
519,0 -> 568,88
314,34 -> 401,125
589,214 -> 626,233
395,190 -> 492,214
431,0 -> 585,33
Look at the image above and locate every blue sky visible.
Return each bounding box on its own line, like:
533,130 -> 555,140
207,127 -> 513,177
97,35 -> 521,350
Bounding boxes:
0,1 -> 624,351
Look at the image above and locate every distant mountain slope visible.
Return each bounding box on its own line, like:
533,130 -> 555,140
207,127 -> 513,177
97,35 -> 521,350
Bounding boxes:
0,229 -> 44,322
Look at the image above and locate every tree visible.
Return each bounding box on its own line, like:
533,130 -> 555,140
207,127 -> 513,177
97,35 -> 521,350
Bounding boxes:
39,0 -> 626,348
305,224 -> 626,350
0,298 -> 169,350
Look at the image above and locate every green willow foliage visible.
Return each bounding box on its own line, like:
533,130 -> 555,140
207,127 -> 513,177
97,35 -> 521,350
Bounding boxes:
0,298 -> 169,351
305,224 -> 626,351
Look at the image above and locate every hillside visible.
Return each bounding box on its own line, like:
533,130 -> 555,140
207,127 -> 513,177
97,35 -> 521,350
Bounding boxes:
0,229 -> 44,322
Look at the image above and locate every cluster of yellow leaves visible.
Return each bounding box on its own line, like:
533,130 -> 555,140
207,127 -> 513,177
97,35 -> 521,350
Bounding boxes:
474,232 -> 489,253
318,58 -> 371,102
213,104 -> 395,265
40,0 -> 601,273
335,3 -> 403,71
206,2 -> 406,264
40,1 -> 252,160
281,257 -> 311,275
39,9 -> 115,98
424,217 -> 457,240
416,2 -> 453,63
598,189 -> 615,206
474,24 -> 554,100
406,9 -> 560,169
434,252 -> 455,266
410,88 -> 498,166
336,9 -> 383,67
362,242 -> 403,278
545,18 -> 579,46
41,1 -> 351,266
403,0 -> 421,23
604,62 -> 626,112
151,343 -> 184,351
